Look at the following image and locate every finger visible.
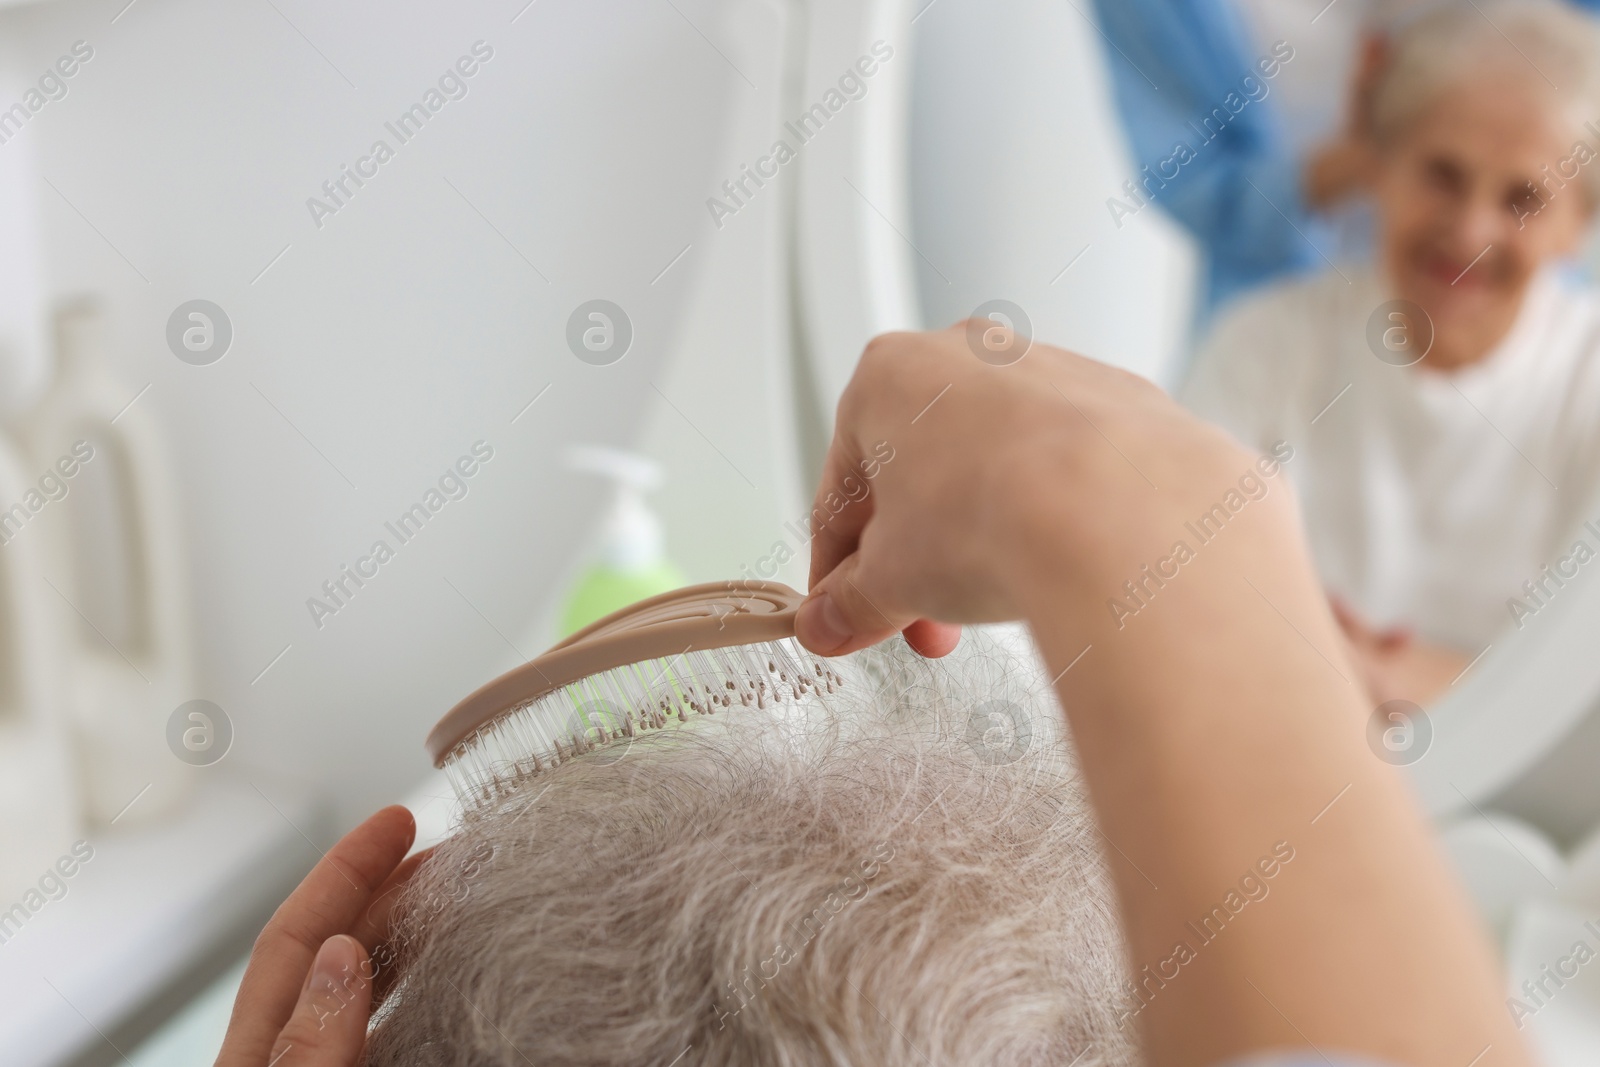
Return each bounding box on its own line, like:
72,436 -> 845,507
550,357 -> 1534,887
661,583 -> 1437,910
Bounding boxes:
266,935 -> 373,1067
1328,596 -> 1375,647
797,550 -> 913,656
217,806 -> 415,1067
350,845 -> 434,947
902,619 -> 962,658
1376,626 -> 1414,651
352,845 -> 436,1001
1328,594 -> 1357,632
806,436 -> 874,593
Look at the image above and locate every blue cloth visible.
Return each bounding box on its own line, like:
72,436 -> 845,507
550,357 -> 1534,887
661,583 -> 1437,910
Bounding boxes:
1088,0 -> 1334,316
1088,0 -> 1600,317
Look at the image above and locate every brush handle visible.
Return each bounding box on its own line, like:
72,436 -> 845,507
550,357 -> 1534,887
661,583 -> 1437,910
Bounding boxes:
427,581 -> 803,764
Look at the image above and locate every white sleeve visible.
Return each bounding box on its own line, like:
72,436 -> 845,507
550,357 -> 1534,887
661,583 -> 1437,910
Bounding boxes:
1178,292 -> 1302,457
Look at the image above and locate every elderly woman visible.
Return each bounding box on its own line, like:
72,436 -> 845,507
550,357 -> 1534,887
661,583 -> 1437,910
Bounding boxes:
1089,0 -> 1600,314
1182,0 -> 1600,705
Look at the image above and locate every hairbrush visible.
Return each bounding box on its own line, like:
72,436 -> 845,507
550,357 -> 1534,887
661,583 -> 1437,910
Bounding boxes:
427,581 -> 844,808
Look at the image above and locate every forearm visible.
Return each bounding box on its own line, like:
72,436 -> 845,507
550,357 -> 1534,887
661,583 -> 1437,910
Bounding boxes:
1012,480 -> 1524,1066
795,328 -> 1526,1064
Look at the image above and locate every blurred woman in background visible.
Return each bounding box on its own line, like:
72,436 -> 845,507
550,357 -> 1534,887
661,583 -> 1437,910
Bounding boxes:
1182,0 -> 1600,705
1090,0 -> 1600,316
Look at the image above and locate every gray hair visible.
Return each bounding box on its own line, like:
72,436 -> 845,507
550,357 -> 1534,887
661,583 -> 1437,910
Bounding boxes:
1372,0 -> 1600,204
365,628 -> 1139,1067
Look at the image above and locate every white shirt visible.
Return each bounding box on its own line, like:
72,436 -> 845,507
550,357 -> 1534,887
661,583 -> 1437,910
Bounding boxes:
1181,267 -> 1600,649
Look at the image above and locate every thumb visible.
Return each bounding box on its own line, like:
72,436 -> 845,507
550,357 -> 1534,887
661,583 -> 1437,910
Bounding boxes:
798,552 -> 960,658
266,935 -> 372,1067
797,551 -> 905,656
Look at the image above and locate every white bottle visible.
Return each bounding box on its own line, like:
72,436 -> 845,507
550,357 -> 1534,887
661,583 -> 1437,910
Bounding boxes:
0,422 -> 83,903
0,84 -> 50,421
0,94 -> 83,896
27,300 -> 196,826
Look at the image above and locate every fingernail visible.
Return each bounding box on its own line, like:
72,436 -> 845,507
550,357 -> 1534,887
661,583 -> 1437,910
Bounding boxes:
311,935 -> 356,991
798,593 -> 852,653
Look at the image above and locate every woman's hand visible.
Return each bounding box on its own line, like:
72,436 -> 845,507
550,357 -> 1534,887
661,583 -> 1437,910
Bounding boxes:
1305,31 -> 1384,210
1305,136 -> 1376,209
796,322 -> 1256,656
797,326 -> 1530,1067
1331,596 -> 1471,706
215,806 -> 430,1067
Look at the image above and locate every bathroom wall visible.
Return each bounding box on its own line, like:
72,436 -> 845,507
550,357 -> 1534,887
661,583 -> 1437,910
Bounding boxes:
907,0 -> 1197,388
641,0 -> 1199,597
5,0 -> 1192,828
3,0 -> 742,825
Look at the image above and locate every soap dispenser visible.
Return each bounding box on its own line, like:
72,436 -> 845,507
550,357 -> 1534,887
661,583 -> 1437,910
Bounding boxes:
559,446 -> 686,635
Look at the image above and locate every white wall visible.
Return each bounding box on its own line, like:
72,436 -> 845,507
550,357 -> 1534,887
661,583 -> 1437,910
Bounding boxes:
907,0 -> 1197,386
635,0 -> 815,597
3,0 -> 742,826
4,0 -> 1194,832
643,0 -> 1201,602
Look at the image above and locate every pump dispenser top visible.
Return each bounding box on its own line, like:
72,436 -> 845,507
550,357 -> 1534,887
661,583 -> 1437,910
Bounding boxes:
559,446 -> 685,635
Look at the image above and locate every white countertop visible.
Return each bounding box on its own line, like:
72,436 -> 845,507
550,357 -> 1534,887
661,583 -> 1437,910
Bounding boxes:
0,773 -> 323,1067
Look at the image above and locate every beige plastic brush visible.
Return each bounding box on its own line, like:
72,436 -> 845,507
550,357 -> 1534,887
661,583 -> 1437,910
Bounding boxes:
427,581 -> 845,808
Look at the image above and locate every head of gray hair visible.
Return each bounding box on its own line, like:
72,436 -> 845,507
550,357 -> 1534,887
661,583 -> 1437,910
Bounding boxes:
1371,0 -> 1600,204
364,628 -> 1139,1067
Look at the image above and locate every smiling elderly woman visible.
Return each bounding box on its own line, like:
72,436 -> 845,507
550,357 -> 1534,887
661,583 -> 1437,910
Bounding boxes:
1181,0 -> 1600,706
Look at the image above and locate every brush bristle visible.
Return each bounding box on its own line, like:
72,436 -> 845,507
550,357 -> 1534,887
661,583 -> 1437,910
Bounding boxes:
444,637 -> 844,809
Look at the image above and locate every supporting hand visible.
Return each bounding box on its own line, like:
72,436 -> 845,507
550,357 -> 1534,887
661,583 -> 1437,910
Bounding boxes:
215,806 -> 431,1067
